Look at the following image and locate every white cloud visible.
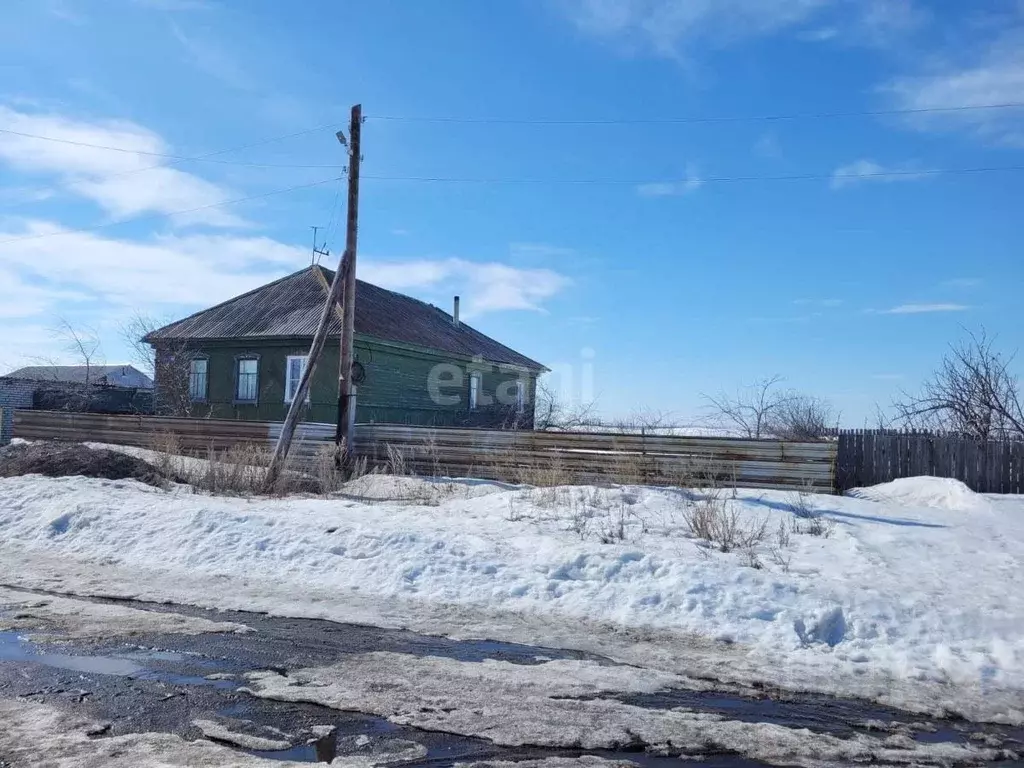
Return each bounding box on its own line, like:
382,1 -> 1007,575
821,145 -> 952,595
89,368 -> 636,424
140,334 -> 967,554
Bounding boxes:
361,257 -> 571,318
0,219 -> 304,309
875,303 -> 970,315
0,106 -> 245,226
637,164 -> 703,196
830,159 -> 928,189
562,0 -> 832,56
884,26 -> 1024,146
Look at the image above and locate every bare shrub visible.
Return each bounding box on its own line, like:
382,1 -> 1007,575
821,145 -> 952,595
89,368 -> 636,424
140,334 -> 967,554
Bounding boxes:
892,328 -> 1024,440
769,394 -> 835,441
312,444 -> 346,494
768,518 -> 794,572
533,380 -> 598,431
194,443 -> 274,496
741,546 -> 763,570
382,444 -> 407,476
702,375 -> 788,439
801,515 -> 835,538
682,491 -> 768,553
703,375 -> 833,440
788,490 -> 818,520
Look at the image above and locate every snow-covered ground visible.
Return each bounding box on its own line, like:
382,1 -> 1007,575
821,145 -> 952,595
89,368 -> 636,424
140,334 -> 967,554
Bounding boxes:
0,471 -> 1021,724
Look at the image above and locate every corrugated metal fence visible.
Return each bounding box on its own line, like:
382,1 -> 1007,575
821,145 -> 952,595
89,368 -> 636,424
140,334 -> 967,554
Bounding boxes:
835,429 -> 1024,494
11,410 -> 836,492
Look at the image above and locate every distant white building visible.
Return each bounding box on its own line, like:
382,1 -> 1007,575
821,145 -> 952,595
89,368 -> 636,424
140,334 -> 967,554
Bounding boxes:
4,365 -> 154,389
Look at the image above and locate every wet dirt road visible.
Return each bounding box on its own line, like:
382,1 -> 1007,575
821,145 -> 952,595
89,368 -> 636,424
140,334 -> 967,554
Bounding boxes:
0,586 -> 1021,767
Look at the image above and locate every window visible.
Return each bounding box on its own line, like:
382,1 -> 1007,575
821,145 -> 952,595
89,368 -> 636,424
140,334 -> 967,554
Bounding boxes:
284,355 -> 309,404
235,358 -> 259,402
515,380 -> 526,413
469,372 -> 481,410
188,358 -> 208,401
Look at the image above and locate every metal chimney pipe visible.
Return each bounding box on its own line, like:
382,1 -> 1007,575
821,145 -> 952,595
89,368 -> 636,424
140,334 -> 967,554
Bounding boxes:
453,295 -> 460,327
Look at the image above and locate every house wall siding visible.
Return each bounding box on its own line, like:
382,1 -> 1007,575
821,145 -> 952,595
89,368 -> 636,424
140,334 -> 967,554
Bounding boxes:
153,337 -> 537,429
0,378 -> 37,446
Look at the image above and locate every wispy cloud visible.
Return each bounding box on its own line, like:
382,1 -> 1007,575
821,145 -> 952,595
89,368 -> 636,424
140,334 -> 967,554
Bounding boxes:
0,106 -> 245,227
361,258 -> 571,318
754,132 -> 782,159
793,298 -> 843,307
830,159 -> 929,189
882,15 -> 1024,147
942,277 -> 983,289
637,164 -> 703,197
559,0 -> 925,58
132,0 -> 216,11
560,0 -> 834,57
170,22 -> 252,90
798,26 -> 838,41
509,242 -> 576,258
874,303 -> 970,315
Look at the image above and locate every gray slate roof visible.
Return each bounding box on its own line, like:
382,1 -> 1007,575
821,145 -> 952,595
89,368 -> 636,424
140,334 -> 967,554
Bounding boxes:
145,266 -> 546,371
4,365 -> 153,387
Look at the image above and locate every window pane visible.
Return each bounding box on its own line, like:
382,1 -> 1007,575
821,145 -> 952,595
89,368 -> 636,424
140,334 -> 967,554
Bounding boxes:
515,381 -> 525,412
469,374 -> 479,410
236,358 -> 258,401
189,359 -> 207,401
285,356 -> 308,403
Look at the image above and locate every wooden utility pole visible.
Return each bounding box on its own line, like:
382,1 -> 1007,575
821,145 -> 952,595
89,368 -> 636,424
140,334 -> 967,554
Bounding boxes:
336,103 -> 362,455
264,254 -> 348,490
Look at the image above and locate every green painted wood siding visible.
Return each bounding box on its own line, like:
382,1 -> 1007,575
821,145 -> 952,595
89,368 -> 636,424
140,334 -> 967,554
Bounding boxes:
155,336 -> 537,429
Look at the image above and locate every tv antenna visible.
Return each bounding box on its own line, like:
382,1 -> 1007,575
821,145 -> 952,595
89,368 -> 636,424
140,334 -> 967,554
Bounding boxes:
310,225 -> 330,265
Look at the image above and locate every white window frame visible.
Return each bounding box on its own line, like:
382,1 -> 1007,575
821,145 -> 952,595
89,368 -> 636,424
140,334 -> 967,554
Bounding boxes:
188,357 -> 208,402
469,372 -> 481,410
284,355 -> 310,404
235,357 -> 259,403
515,380 -> 525,413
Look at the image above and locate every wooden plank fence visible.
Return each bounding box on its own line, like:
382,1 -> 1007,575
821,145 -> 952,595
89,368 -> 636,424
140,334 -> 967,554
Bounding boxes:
835,429 -> 1024,494
12,410 -> 837,492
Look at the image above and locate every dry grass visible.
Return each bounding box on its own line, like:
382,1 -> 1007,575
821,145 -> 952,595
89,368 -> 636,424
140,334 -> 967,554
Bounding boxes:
682,489 -> 769,554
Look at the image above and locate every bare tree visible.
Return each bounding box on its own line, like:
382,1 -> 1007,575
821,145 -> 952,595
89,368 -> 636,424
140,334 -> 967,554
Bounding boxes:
533,380 -> 598,431
609,407 -> 675,434
120,312 -> 196,417
52,318 -> 104,385
703,376 -> 833,440
702,375 -> 790,438
769,394 -> 836,441
892,329 -> 1024,440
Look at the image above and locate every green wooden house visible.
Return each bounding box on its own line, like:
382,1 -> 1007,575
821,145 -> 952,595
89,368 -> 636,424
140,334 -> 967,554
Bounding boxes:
145,265 -> 546,428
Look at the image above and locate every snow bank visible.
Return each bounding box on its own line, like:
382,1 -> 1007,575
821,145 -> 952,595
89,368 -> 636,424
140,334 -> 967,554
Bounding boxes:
848,477 -> 993,513
0,473 -> 1022,723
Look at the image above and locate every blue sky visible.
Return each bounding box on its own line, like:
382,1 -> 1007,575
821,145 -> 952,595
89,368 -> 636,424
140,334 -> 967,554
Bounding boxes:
1,0 -> 1022,424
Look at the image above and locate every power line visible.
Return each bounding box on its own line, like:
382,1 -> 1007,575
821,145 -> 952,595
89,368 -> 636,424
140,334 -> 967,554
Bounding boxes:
0,175 -> 342,246
362,165 -> 1024,186
367,101 -> 1024,126
0,126 -> 345,168
0,120 -> 348,168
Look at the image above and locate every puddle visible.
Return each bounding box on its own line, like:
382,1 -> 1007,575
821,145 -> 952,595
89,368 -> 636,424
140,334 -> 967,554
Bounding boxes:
615,689 -> 1024,747
0,631 -> 237,690
228,702 -> 764,767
